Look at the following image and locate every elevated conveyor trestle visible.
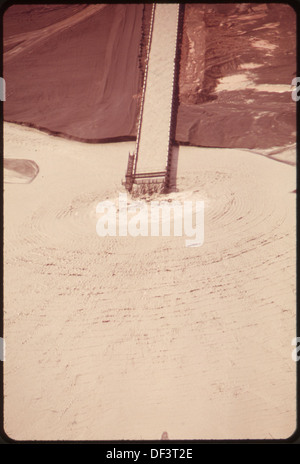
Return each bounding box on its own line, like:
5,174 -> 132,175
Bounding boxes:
123,4 -> 184,193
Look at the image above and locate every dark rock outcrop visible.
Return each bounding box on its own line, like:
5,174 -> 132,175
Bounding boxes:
3,3 -> 296,150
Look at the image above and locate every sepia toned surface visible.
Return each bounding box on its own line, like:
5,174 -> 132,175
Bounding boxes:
3,122 -> 296,440
3,3 -> 296,150
3,2 -> 297,441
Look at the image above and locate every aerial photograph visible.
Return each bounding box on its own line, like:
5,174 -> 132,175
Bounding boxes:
2,3 -> 297,441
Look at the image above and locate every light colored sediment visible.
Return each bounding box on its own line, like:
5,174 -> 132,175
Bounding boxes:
216,73 -> 293,93
4,158 -> 39,183
3,122 -> 296,440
